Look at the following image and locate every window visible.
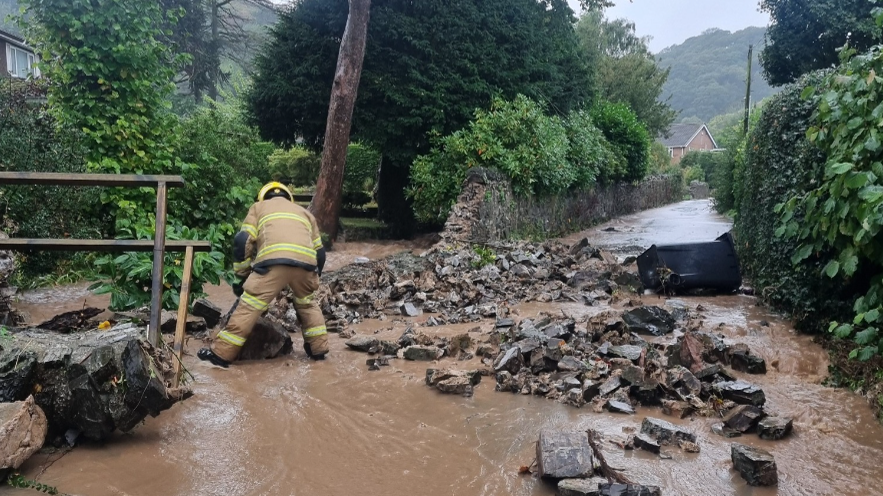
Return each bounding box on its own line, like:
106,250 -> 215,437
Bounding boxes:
6,44 -> 37,79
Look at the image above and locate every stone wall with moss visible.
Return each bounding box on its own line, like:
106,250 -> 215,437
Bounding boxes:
441,168 -> 684,244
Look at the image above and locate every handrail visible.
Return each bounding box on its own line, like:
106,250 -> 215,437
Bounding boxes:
0,172 -> 186,187
0,239 -> 212,252
0,171 -> 194,347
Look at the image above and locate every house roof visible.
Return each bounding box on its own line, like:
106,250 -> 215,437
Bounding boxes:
658,123 -> 719,149
0,28 -> 23,43
0,28 -> 33,53
659,123 -> 702,147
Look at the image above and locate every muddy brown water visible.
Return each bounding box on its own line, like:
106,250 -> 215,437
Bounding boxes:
10,200 -> 883,496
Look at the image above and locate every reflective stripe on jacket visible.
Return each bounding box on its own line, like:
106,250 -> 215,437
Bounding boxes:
233,197 -> 323,278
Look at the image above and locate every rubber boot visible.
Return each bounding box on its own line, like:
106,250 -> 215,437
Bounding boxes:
303,342 -> 326,361
198,348 -> 231,368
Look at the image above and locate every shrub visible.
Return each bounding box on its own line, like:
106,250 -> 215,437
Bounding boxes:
564,109 -> 623,188
648,141 -> 673,175
343,142 -> 380,207
408,95 -> 573,225
734,70 -> 853,334
268,147 -> 321,187
89,223 -> 227,311
679,151 -> 726,184
683,166 -> 705,184
173,94 -> 273,240
591,101 -> 651,182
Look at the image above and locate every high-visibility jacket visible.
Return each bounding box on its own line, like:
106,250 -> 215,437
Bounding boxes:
232,197 -> 325,278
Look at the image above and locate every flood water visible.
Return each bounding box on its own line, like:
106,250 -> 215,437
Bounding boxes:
11,200 -> 883,496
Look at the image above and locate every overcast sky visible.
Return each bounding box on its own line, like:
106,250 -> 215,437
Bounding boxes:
567,0 -> 770,53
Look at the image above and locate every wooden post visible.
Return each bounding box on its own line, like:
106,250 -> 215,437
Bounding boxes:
172,245 -> 194,388
148,181 -> 168,346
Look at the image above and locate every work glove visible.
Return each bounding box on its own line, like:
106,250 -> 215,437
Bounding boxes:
232,277 -> 246,297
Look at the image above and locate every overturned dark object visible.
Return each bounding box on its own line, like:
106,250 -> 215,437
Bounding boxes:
637,232 -> 741,293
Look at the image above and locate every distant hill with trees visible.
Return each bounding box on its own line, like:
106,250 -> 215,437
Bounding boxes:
0,0 -> 21,36
657,26 -> 778,124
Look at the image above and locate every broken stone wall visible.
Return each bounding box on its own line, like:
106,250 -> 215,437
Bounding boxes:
689,181 -> 710,199
442,168 -> 684,244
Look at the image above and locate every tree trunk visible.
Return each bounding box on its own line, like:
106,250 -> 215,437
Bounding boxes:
310,0 -> 372,240
209,0 -> 220,101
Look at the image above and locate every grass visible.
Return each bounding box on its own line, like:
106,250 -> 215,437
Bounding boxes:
340,217 -> 388,229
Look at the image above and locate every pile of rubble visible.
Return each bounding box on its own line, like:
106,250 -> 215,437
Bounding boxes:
300,239 -> 641,331
485,306 -> 790,447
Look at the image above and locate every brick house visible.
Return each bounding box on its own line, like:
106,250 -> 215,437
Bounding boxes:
0,28 -> 38,80
659,123 -> 719,164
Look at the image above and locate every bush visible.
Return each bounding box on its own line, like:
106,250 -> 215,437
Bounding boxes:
89,223 -> 226,310
408,95 -> 572,225
407,95 -> 640,225
564,109 -> 624,188
733,70 -> 854,334
648,141 -> 673,175
679,151 -> 726,184
591,101 -> 651,183
170,93 -> 275,274
0,83 -> 110,285
683,166 -> 705,184
268,147 -> 321,187
343,142 -> 380,207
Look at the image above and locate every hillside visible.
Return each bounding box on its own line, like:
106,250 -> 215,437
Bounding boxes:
656,26 -> 778,123
0,0 -> 21,37
0,0 -> 276,42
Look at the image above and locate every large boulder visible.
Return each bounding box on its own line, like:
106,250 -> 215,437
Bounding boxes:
731,443 -> 778,486
640,417 -> 697,445
622,307 -> 676,336
0,396 -> 46,470
191,299 -> 223,329
238,317 -> 293,361
536,431 -> 594,479
0,324 -> 190,444
713,380 -> 766,407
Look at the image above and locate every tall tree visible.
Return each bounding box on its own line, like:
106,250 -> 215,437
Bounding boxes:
247,0 -> 591,233
161,0 -> 276,101
310,0 -> 371,239
576,11 -> 676,137
760,0 -> 882,86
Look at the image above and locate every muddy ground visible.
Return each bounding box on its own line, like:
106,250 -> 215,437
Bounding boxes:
9,200 -> 883,496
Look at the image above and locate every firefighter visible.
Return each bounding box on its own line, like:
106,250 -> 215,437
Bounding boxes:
197,181 -> 329,368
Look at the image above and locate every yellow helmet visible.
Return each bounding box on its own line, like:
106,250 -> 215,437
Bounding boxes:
258,181 -> 293,202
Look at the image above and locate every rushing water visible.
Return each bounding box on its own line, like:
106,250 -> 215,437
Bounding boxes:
11,200 -> 883,496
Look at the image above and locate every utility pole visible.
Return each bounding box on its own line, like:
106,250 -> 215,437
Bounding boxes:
743,44 -> 753,136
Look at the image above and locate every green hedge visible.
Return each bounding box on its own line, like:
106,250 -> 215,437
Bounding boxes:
591,101 -> 650,183
407,95 -> 645,225
268,147 -> 321,187
734,70 -> 855,332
